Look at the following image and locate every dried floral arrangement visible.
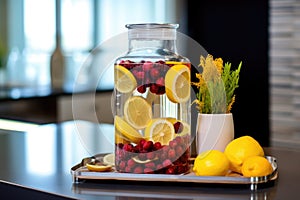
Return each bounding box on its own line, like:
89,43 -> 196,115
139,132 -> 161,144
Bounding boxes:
192,54 -> 242,114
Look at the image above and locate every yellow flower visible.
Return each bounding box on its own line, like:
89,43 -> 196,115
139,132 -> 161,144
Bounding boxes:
191,54 -> 242,114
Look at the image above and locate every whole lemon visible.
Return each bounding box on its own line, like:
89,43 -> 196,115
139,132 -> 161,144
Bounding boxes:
224,136 -> 264,174
193,150 -> 230,176
241,156 -> 273,177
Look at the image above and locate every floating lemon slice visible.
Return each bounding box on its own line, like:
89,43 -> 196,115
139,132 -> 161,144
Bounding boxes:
114,65 -> 137,93
165,65 -> 190,103
86,163 -> 112,172
115,116 -> 144,144
145,118 -> 175,145
124,96 -> 152,130
103,153 -> 115,166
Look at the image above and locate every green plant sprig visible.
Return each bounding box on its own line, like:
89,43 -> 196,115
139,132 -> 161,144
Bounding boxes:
192,54 -> 242,114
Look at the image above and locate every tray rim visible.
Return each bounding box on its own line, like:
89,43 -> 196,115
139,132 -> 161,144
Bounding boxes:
70,154 -> 278,190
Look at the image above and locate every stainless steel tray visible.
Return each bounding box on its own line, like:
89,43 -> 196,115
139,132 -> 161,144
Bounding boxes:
71,153 -> 278,190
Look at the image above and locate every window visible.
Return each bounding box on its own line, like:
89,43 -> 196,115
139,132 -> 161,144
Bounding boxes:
5,0 -> 178,89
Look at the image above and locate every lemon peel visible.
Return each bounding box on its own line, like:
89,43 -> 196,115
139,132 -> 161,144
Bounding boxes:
114,65 -> 137,93
165,64 -> 190,103
115,116 -> 144,144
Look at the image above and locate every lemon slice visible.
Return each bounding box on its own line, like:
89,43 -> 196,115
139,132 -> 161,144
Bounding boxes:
115,116 -> 144,144
114,65 -> 137,93
103,153 -> 115,166
165,64 -> 190,103
145,118 -> 175,145
124,96 -> 152,130
86,163 -> 112,172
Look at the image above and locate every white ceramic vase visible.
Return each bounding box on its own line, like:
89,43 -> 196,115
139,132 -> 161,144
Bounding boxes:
196,113 -> 234,154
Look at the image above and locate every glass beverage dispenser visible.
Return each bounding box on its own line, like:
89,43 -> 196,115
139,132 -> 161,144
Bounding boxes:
114,23 -> 191,174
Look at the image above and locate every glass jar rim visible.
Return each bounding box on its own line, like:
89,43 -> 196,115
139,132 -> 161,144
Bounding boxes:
126,23 -> 179,40
125,23 -> 179,30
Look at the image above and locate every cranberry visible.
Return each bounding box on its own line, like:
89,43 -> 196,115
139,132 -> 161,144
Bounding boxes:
119,161 -> 126,170
138,152 -> 147,161
143,141 -> 153,151
137,85 -> 146,93
150,84 -> 159,94
145,162 -> 155,169
156,164 -> 163,171
175,145 -> 184,156
139,139 -> 147,146
169,140 -> 178,149
174,122 -> 183,133
153,142 -> 162,150
162,159 -> 172,168
123,144 -> 133,152
125,166 -> 132,173
127,159 -> 136,168
146,152 -> 155,160
144,168 -> 154,174
143,62 -> 153,72
168,149 -> 176,159
150,68 -> 160,79
156,86 -> 166,95
135,71 -> 145,80
156,77 -> 164,86
133,166 -> 143,174
166,166 -> 176,174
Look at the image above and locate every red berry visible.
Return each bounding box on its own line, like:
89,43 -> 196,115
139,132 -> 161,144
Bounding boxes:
169,140 -> 178,149
143,62 -> 153,72
168,149 -> 176,159
143,141 -> 153,151
156,77 -> 164,86
175,145 -> 184,156
127,159 -> 136,168
133,166 -> 143,174
174,122 -> 183,133
119,161 -> 126,170
162,159 -> 172,168
145,162 -> 155,169
137,85 -> 146,93
123,144 -> 133,152
135,71 -> 145,80
166,166 -> 176,174
150,68 -> 160,79
138,152 -> 147,161
146,152 -> 155,160
153,142 -> 162,150
144,168 -> 154,174
150,84 -> 159,94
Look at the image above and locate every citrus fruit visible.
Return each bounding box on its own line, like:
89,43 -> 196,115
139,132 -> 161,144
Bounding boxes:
165,64 -> 190,103
114,65 -> 137,93
114,116 -> 144,143
145,118 -> 175,145
103,153 -> 115,166
224,136 -> 264,174
86,163 -> 112,172
124,96 -> 152,130
241,156 -> 273,177
193,149 -> 230,176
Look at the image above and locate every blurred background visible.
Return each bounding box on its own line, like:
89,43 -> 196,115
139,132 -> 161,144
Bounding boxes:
0,0 -> 299,150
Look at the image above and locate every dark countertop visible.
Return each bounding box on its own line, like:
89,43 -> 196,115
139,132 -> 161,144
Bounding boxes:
0,120 -> 299,200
